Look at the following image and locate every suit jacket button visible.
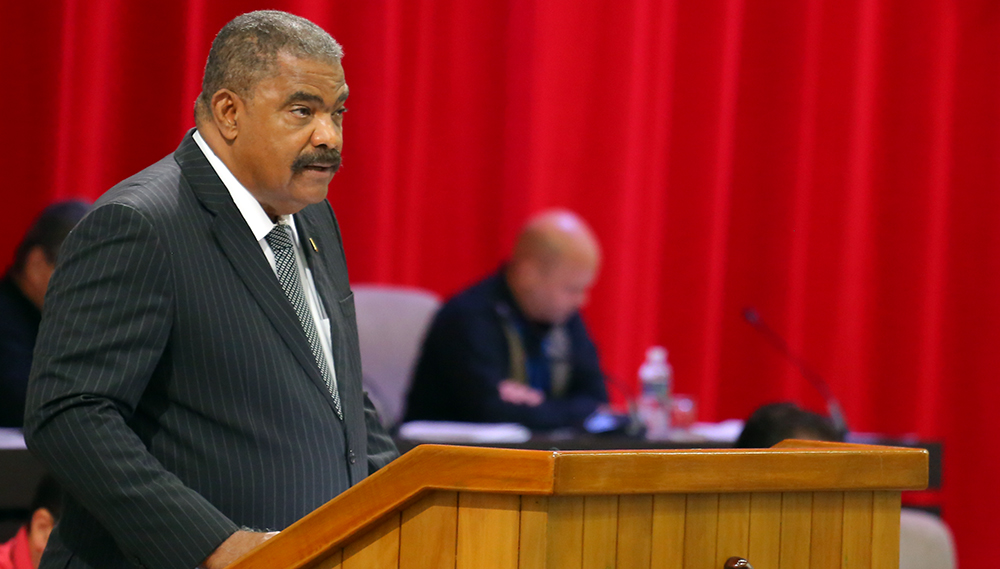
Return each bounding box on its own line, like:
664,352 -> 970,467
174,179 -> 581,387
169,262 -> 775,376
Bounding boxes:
348,449 -> 357,464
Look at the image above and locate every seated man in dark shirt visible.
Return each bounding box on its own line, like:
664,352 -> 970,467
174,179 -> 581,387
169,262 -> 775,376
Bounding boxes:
404,209 -> 608,430
0,201 -> 89,428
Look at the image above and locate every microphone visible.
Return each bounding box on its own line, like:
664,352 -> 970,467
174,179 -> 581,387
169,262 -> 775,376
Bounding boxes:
594,373 -> 646,438
742,307 -> 849,436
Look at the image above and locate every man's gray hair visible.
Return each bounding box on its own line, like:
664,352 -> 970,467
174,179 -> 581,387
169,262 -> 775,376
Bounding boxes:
197,10 -> 343,117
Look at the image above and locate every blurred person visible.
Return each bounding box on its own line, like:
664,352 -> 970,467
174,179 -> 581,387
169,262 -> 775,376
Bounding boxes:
0,201 -> 89,428
0,476 -> 63,569
734,401 -> 842,448
404,209 -> 609,430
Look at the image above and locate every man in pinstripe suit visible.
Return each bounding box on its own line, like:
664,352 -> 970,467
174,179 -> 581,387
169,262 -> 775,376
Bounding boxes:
24,11 -> 398,569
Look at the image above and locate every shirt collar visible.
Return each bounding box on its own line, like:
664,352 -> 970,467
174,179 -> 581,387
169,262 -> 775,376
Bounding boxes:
192,129 -> 292,240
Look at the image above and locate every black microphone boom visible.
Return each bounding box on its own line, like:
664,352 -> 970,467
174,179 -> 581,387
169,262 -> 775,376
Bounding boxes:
742,307 -> 849,436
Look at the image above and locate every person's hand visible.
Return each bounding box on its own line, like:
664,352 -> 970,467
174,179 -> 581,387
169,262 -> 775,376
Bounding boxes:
498,380 -> 545,407
200,530 -> 278,569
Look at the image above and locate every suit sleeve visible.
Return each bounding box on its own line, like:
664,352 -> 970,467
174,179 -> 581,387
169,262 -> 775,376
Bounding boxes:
24,203 -> 238,569
363,390 -> 399,474
418,304 -> 606,430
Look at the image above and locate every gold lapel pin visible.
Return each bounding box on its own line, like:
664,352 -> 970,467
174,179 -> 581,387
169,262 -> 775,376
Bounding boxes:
309,238 -> 319,252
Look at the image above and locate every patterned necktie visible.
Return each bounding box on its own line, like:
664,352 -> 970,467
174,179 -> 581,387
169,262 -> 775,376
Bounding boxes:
265,224 -> 343,419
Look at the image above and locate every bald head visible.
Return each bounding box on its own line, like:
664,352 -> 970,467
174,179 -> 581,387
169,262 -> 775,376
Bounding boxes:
511,210 -> 601,271
507,210 -> 601,324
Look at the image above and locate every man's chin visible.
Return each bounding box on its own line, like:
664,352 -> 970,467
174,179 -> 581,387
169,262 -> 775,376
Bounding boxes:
306,185 -> 332,204
291,174 -> 334,197
551,312 -> 575,326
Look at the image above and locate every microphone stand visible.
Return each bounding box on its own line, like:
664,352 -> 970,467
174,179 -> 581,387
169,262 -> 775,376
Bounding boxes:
742,308 -> 849,436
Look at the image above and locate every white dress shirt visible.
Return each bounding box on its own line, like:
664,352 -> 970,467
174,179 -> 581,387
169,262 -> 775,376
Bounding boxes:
192,130 -> 338,391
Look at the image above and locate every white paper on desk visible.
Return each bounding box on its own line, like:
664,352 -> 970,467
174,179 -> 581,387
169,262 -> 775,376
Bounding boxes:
397,421 -> 532,444
686,419 -> 745,443
0,428 -> 27,450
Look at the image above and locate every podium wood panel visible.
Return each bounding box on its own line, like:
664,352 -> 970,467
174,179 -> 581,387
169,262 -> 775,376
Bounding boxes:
399,491 -> 458,569
811,492 -> 845,569
546,496 -> 584,568
582,496 -> 618,569
779,492 -> 813,569
341,514 -> 399,569
716,493 -> 750,567
684,494 -> 719,569
616,495 -> 653,569
310,550 -> 341,569
747,493 -> 781,569
519,496 -> 549,569
842,492 -> 874,569
871,492 -> 902,569
227,442 -> 927,569
650,494 -> 685,569
456,493 -> 519,569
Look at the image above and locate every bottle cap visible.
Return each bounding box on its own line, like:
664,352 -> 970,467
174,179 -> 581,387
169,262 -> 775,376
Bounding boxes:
646,346 -> 667,362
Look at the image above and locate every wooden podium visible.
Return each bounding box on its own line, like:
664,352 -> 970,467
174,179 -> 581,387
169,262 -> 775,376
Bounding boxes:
227,441 -> 927,569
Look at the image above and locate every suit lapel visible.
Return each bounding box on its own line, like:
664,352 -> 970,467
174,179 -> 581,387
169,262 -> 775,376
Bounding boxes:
294,208 -> 343,318
173,131 -> 328,395
294,206 -> 359,421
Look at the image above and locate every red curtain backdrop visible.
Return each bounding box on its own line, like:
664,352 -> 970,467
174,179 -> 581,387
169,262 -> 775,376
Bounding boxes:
2,0 -> 997,564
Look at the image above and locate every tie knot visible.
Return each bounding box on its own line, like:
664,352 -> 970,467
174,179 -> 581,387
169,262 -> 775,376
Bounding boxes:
266,224 -> 293,251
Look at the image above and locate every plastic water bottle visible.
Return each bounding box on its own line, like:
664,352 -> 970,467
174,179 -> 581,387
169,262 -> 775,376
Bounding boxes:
637,346 -> 673,439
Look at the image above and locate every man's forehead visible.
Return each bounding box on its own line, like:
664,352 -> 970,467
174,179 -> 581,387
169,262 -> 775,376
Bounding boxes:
259,54 -> 347,104
281,85 -> 349,107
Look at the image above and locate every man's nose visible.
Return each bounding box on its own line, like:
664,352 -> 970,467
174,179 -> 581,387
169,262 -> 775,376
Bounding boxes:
311,115 -> 342,148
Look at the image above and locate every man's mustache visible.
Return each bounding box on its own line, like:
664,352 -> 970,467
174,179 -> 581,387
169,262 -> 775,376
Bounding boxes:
292,148 -> 342,174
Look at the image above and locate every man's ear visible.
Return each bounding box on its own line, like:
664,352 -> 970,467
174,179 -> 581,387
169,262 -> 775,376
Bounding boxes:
28,507 -> 55,558
210,89 -> 242,141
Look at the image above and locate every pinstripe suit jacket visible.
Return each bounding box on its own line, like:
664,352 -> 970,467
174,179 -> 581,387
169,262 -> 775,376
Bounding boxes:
24,131 -> 399,569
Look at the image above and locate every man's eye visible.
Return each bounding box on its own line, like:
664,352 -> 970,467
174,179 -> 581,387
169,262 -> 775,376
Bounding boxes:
337,107 -> 348,116
292,107 -> 311,117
